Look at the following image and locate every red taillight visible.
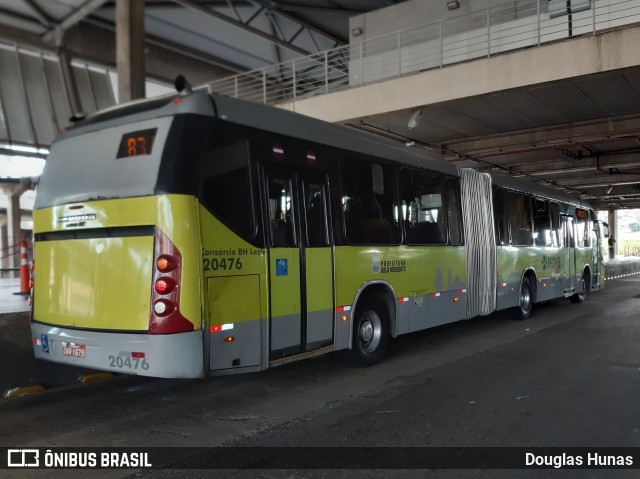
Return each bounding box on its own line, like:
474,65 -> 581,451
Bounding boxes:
154,277 -> 176,294
149,228 -> 194,335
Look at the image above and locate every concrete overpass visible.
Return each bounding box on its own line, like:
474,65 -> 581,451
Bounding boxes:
209,0 -> 640,211
278,25 -> 640,210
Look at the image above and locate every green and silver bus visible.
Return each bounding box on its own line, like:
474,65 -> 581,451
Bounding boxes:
31,91 -> 606,378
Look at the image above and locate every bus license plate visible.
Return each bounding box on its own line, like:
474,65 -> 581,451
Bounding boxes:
62,342 -> 86,358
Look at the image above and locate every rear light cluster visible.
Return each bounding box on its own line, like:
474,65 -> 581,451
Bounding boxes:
149,228 -> 194,335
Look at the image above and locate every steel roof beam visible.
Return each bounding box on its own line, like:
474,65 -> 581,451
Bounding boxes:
494,152 -> 640,176
82,15 -> 245,74
21,0 -> 55,29
443,117 -> 640,158
172,0 -> 310,56
247,0 -> 345,46
277,5 -> 365,16
552,175 -> 640,188
42,0 -> 109,44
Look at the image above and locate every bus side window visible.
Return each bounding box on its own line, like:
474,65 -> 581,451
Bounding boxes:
550,202 -> 562,247
445,178 -> 463,246
341,158 -> 400,245
533,198 -> 552,247
493,188 -> 510,246
508,192 -> 533,246
400,169 -> 446,245
200,139 -> 256,241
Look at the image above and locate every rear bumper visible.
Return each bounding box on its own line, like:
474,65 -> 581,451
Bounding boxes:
31,321 -> 203,378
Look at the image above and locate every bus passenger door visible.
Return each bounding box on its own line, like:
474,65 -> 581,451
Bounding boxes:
264,167 -> 334,361
562,215 -> 576,293
299,173 -> 334,352
592,220 -> 604,290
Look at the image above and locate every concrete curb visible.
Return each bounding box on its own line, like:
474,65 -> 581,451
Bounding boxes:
3,385 -> 45,398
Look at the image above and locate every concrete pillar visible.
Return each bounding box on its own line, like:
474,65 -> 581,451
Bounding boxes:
0,222 -> 7,278
0,182 -> 30,277
608,209 -> 618,260
116,0 -> 145,103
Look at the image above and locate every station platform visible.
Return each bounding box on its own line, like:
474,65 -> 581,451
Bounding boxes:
0,278 -> 29,315
0,279 -> 94,395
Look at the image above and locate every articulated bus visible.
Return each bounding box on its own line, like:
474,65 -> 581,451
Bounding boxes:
31,91 -> 606,378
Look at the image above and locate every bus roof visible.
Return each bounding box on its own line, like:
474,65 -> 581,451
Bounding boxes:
60,90 -> 593,210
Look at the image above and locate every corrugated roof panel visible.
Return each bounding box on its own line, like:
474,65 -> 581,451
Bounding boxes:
73,65 -> 98,114
528,82 -> 605,121
20,52 -> 58,146
0,45 -> 114,147
0,47 -> 34,145
88,69 -> 115,111
43,57 -> 71,131
573,72 -> 640,116
488,89 -> 567,126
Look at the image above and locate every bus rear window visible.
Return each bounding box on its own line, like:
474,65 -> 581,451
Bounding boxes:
35,117 -> 171,209
116,128 -> 157,158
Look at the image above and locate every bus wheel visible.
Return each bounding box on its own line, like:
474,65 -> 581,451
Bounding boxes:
352,296 -> 389,366
571,271 -> 589,303
515,277 -> 533,320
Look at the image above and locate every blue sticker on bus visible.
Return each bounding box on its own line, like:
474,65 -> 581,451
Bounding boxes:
276,258 -> 288,276
41,334 -> 50,354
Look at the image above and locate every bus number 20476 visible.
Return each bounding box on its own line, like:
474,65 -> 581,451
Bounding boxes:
203,257 -> 243,272
108,355 -> 149,370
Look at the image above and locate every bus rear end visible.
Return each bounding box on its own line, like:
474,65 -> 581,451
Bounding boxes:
31,95 -> 208,378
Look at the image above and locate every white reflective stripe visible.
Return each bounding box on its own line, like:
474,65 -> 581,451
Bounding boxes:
221,323 -> 234,331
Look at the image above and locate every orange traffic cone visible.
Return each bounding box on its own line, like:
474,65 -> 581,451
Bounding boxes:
29,260 -> 35,306
14,237 -> 30,296
29,260 -> 34,290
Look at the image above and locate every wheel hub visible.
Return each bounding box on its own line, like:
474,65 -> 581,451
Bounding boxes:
361,322 -> 374,342
358,310 -> 382,353
521,289 -> 530,309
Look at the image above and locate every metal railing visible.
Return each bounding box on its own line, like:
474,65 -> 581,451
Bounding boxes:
208,0 -> 640,106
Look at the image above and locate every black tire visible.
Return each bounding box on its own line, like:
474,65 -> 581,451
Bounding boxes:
514,276 -> 533,320
351,295 -> 390,366
570,271 -> 590,303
